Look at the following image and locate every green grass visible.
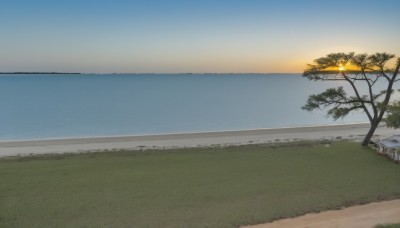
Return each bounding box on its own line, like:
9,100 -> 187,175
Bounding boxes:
375,224 -> 400,228
1,141 -> 400,227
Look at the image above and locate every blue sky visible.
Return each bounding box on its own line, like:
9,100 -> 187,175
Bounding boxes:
1,0 -> 399,73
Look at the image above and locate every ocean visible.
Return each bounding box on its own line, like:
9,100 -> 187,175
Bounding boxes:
0,73 -> 388,141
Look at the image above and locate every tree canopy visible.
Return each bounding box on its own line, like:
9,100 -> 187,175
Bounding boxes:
302,52 -> 400,146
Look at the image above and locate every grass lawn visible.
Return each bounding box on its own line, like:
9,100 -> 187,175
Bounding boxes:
376,224 -> 400,228
1,141 -> 400,227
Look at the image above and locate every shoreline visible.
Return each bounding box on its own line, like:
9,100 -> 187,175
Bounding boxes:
0,122 -> 370,143
0,123 -> 398,158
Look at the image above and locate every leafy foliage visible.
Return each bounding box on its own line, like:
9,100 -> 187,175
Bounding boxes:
304,52 -> 396,81
302,87 -> 364,120
385,101 -> 400,128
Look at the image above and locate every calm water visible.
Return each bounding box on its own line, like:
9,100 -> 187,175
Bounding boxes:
0,73 -> 391,140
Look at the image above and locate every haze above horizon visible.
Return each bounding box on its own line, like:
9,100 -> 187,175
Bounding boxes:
1,0 -> 399,73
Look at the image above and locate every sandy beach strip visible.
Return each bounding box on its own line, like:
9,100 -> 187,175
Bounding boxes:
0,123 -> 398,158
242,199 -> 400,228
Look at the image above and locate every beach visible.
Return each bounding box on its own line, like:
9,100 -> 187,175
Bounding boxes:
1,123 -> 398,158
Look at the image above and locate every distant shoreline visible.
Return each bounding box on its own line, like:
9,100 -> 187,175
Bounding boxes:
0,72 -> 81,74
0,72 -> 301,75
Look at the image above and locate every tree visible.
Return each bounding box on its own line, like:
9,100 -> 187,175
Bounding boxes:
302,52 -> 400,146
385,100 -> 400,128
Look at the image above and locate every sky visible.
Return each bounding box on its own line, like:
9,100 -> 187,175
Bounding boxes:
0,0 -> 399,73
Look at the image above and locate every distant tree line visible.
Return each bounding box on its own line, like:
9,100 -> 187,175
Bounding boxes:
0,72 -> 81,74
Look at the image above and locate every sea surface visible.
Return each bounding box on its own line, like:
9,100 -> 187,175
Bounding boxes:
0,73 -> 394,141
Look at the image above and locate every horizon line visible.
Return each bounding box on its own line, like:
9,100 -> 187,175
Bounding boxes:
0,72 -> 303,75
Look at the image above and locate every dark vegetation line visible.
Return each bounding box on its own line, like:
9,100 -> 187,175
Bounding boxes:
0,72 -> 81,74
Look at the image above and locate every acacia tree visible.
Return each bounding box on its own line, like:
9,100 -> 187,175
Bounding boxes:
302,52 -> 400,146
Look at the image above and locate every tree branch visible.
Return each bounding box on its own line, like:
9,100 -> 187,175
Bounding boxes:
361,69 -> 378,121
377,59 -> 400,123
341,71 -> 373,122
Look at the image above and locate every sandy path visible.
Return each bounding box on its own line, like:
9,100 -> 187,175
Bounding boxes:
0,123 -> 398,158
243,199 -> 400,228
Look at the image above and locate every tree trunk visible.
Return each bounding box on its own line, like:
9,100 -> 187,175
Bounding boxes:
362,123 -> 378,146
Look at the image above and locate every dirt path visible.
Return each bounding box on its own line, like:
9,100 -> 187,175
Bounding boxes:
243,199 -> 400,228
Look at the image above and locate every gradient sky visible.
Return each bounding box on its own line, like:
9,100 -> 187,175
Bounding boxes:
1,0 -> 399,73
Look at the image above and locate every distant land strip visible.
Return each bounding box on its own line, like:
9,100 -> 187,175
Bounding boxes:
0,72 -> 81,74
0,72 -> 301,75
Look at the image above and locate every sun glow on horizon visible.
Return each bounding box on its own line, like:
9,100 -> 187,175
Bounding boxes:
0,1 -> 399,73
